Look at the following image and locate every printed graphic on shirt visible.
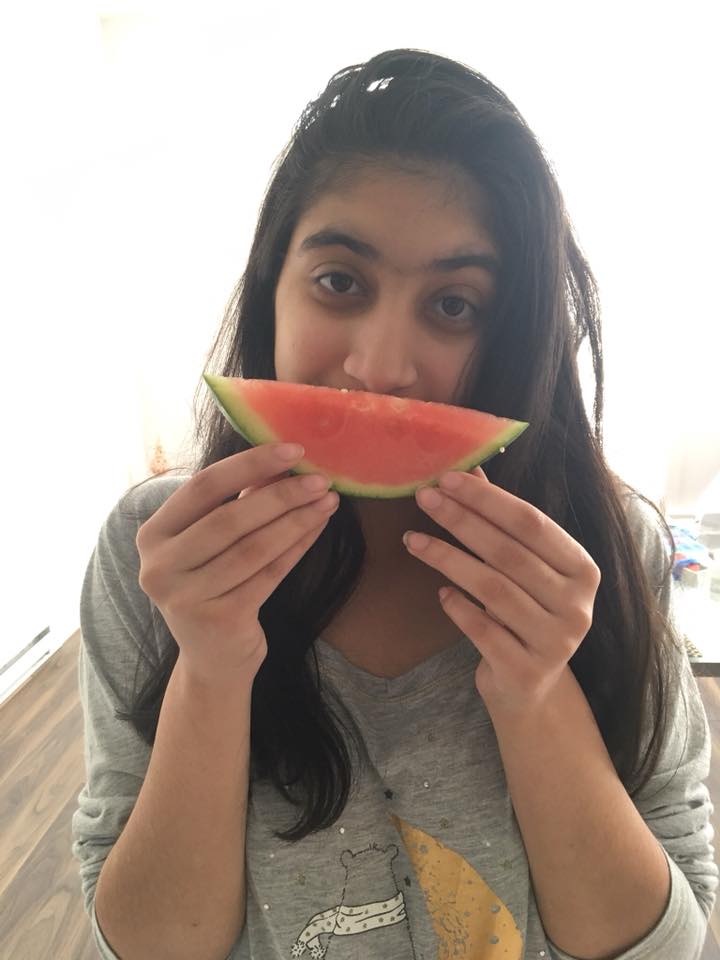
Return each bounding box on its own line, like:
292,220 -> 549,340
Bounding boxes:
290,814 -> 523,959
291,840 -> 416,958
391,813 -> 524,959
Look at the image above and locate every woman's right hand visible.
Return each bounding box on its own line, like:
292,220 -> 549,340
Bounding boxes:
135,443 -> 339,686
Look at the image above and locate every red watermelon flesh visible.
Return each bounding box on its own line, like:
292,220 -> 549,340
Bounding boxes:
203,375 -> 528,499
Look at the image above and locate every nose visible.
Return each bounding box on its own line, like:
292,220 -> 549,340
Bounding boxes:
342,309 -> 418,395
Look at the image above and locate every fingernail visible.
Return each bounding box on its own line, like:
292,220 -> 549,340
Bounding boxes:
275,443 -> 305,460
417,486 -> 443,508
301,474 -> 330,491
404,531 -> 429,550
439,472 -> 462,490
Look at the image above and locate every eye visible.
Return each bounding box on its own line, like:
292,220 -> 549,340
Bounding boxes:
314,272 -> 362,296
313,272 -> 483,327
434,295 -> 480,325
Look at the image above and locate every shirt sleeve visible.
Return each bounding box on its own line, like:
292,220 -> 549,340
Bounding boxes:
549,493 -> 718,960
71,480 -> 175,958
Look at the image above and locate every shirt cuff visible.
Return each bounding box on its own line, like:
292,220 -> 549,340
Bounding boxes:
90,900 -> 122,960
547,846 -> 708,960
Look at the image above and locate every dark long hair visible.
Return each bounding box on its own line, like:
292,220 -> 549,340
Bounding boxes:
116,49 -> 681,842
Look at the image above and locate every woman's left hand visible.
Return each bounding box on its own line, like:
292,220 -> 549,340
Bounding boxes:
404,466 -> 601,717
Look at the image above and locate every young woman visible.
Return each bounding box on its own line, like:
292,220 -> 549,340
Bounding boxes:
72,49 -> 717,960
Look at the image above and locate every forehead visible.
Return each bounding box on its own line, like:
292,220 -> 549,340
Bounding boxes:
291,162 -> 500,272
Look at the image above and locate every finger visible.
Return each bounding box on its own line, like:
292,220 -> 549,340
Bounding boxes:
405,532 -> 552,645
439,590 -> 549,703
190,494 -> 338,602
437,471 -> 589,577
143,443 -> 306,540
440,587 -> 527,663
417,486 -> 564,612
179,477 -> 335,575
237,470 -> 292,499
241,516 -> 332,610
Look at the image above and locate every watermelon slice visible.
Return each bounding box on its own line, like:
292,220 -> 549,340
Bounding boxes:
203,375 -> 528,499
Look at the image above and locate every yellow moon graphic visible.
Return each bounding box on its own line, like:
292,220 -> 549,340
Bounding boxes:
390,814 -> 524,959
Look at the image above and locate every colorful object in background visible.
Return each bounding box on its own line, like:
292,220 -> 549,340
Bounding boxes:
202,375 -> 529,500
150,437 -> 169,475
697,513 -> 720,551
670,524 -> 714,588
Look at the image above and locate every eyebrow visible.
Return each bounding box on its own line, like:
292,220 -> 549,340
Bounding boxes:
298,228 -> 500,276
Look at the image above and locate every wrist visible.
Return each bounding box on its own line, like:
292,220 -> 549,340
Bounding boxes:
174,651 -> 263,697
483,665 -> 580,734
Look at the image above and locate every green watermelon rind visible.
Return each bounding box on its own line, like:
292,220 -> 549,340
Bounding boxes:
203,373 -> 529,499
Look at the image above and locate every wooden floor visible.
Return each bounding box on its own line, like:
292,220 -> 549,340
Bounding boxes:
1,631 -> 720,959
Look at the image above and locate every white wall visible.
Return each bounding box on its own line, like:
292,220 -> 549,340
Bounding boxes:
1,0 -> 718,696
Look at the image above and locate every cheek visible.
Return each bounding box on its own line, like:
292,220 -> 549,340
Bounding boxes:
444,340 -> 483,404
274,307 -> 338,378
274,278 -> 313,372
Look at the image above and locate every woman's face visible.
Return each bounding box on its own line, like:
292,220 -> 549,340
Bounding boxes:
273,162 -> 500,404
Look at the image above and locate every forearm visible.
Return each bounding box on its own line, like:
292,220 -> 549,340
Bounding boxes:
94,655 -> 255,960
488,666 -> 671,960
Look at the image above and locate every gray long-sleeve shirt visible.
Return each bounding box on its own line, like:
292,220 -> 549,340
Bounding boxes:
71,475 -> 718,959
